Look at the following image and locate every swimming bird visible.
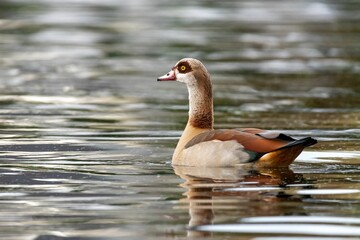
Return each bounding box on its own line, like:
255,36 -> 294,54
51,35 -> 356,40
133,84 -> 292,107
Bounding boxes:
157,58 -> 317,167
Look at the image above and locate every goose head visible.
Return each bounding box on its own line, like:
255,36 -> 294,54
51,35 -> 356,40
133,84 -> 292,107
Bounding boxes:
157,58 -> 210,87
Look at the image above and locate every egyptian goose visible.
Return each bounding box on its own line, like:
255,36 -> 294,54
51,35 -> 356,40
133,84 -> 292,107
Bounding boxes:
157,58 -> 317,167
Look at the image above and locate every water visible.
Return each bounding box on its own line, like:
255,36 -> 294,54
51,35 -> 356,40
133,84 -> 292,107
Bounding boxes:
0,0 -> 359,239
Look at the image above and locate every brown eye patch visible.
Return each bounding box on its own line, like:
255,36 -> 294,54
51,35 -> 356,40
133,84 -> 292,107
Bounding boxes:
177,61 -> 192,73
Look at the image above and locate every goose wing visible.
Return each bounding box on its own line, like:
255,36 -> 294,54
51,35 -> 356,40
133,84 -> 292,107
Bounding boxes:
185,129 -> 317,166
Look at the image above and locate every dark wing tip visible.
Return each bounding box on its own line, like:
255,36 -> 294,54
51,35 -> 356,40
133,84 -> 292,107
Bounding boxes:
280,137 -> 317,150
302,137 -> 317,147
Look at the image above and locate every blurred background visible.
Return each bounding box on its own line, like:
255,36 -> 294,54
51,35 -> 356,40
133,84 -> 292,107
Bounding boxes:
0,0 -> 359,239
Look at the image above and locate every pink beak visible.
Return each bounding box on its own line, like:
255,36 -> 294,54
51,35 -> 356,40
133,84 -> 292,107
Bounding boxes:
157,69 -> 176,81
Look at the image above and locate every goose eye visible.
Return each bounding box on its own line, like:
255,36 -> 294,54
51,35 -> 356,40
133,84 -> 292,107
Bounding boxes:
177,62 -> 191,73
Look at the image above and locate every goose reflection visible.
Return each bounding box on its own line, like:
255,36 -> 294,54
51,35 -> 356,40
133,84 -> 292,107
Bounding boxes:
174,165 -> 307,238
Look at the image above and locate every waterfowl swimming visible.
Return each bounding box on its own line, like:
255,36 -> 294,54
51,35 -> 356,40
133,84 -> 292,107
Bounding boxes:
157,58 -> 317,167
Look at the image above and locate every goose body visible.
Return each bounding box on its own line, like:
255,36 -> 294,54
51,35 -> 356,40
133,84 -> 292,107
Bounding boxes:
157,58 -> 317,167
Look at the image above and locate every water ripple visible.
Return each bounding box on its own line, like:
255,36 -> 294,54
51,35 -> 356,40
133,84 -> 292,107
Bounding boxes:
194,224 -> 360,236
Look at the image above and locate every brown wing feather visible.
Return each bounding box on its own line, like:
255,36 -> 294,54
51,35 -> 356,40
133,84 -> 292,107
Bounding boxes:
185,129 -> 291,153
239,128 -> 265,134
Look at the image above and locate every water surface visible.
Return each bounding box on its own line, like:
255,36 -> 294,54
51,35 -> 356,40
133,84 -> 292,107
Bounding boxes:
0,0 -> 359,239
